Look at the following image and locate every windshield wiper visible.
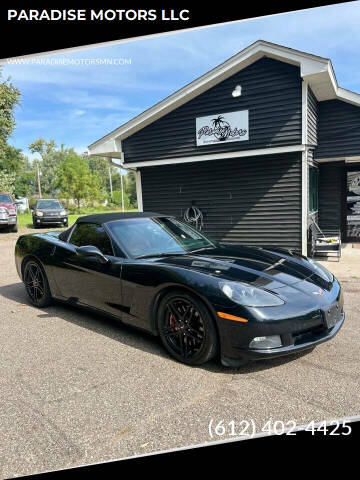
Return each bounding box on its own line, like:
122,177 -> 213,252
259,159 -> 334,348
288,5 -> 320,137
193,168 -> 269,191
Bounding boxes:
135,252 -> 187,259
187,247 -> 214,254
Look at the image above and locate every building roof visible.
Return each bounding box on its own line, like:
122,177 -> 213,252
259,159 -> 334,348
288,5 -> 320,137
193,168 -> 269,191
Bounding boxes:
76,211 -> 168,224
88,40 -> 360,159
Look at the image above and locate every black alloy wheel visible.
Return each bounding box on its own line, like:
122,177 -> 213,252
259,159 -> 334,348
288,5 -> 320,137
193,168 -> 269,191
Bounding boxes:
23,260 -> 52,307
157,291 -> 218,365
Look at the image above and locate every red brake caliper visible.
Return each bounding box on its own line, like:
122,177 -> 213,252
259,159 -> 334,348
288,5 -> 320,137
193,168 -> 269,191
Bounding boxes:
169,314 -> 176,332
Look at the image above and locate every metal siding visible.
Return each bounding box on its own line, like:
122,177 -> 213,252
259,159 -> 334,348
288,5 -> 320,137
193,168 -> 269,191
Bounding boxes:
318,162 -> 344,231
123,58 -> 302,163
141,152 -> 302,249
307,87 -> 318,146
316,100 -> 360,158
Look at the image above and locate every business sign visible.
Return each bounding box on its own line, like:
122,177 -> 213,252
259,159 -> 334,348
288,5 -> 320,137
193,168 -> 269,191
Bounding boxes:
196,110 -> 249,146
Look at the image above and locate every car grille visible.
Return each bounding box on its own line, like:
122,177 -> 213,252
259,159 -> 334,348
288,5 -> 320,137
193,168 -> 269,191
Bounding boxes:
290,311 -> 327,345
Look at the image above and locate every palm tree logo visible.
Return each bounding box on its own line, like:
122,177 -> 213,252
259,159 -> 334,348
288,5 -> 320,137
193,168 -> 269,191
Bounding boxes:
211,115 -> 231,141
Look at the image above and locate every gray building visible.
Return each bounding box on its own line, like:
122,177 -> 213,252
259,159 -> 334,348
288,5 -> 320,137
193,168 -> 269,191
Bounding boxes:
89,40 -> 360,256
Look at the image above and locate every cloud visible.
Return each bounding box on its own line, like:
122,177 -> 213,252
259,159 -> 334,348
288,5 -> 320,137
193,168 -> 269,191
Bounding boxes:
4,2 -> 360,154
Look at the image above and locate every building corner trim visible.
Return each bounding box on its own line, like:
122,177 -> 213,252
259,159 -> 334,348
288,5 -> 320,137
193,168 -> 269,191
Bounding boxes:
135,170 -> 143,212
301,149 -> 308,256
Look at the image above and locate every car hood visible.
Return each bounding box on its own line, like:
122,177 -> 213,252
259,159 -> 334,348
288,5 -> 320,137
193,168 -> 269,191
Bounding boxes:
0,202 -> 14,210
149,244 -> 334,292
36,208 -> 62,214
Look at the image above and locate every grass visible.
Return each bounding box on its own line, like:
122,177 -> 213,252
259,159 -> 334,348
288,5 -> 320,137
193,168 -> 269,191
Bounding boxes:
17,207 -> 138,230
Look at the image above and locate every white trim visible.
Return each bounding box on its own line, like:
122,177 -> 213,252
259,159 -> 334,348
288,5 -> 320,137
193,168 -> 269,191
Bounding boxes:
316,156 -> 360,163
135,170 -> 143,212
302,81 -> 308,145
88,40 -> 360,153
302,149 -> 308,256
122,145 -> 305,169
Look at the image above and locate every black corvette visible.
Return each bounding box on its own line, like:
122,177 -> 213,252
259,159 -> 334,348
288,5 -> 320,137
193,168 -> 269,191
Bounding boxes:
15,212 -> 344,367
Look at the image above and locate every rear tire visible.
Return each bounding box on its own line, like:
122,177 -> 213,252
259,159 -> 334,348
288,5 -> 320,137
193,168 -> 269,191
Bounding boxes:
23,259 -> 52,307
157,290 -> 218,366
10,222 -> 18,232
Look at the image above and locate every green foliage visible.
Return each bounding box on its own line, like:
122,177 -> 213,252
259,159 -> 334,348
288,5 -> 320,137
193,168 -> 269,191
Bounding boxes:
0,68 -> 20,157
124,171 -> 137,207
29,139 -> 77,197
0,170 -> 16,195
29,197 -> 38,209
0,145 -> 35,197
56,154 -> 104,212
111,189 -> 130,208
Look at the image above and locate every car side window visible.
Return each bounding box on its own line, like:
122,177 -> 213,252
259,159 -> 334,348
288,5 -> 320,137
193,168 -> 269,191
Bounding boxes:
69,223 -> 114,256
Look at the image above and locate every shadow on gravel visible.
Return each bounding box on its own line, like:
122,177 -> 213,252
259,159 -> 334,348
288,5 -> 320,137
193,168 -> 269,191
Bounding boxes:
0,281 -> 314,375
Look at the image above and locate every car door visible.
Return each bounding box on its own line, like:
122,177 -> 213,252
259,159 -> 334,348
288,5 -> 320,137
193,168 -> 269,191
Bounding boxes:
51,222 -> 124,316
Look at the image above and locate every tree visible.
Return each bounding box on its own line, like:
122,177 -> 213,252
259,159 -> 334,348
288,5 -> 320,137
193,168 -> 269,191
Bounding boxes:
0,68 -> 20,157
0,170 -> 16,195
87,155 -> 119,196
56,154 -> 103,212
112,189 -> 130,209
0,144 -> 35,197
124,171 -> 137,207
28,139 -> 76,197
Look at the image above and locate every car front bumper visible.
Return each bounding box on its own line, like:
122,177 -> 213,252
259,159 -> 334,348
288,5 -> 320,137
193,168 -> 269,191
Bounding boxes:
220,312 -> 344,366
214,278 -> 344,367
0,215 -> 17,225
33,216 -> 68,225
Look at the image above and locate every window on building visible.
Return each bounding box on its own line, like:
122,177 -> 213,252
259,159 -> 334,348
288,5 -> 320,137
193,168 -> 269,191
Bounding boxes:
309,166 -> 319,213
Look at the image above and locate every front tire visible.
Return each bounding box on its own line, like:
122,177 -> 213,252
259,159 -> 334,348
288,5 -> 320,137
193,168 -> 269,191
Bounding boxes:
157,290 -> 218,365
23,259 -> 52,307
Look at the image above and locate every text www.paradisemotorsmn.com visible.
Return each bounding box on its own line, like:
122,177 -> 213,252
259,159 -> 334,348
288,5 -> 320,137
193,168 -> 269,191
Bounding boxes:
5,57 -> 132,66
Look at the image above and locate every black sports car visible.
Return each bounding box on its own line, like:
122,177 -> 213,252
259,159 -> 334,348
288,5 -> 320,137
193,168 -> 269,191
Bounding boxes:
32,199 -> 68,229
15,212 -> 344,367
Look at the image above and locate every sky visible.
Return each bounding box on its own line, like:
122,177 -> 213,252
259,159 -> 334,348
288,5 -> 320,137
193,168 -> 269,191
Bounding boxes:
2,1 -> 360,160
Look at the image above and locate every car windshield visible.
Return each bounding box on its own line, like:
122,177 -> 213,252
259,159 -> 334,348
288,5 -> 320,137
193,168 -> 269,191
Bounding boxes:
0,194 -> 12,203
106,217 -> 218,258
36,200 -> 62,209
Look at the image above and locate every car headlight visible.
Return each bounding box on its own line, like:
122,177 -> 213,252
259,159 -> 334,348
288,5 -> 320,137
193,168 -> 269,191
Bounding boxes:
35,210 -> 44,217
219,281 -> 284,307
307,258 -> 334,282
60,210 -> 67,216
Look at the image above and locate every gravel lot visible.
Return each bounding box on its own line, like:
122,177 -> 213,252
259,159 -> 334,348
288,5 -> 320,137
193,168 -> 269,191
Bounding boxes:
1,231 -> 359,478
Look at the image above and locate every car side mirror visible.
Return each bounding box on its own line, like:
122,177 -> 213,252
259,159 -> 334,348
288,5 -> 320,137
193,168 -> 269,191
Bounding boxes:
75,245 -> 108,264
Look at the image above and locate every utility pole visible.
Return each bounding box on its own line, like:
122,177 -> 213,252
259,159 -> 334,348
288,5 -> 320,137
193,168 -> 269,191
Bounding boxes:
108,158 -> 113,199
36,161 -> 42,198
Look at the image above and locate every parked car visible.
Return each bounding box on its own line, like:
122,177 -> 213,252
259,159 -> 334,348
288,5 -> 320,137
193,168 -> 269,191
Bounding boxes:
0,193 -> 18,232
15,212 -> 344,367
32,199 -> 68,229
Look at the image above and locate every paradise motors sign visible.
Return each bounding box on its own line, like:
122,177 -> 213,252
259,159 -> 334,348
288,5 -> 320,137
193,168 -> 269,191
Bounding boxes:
196,110 -> 249,146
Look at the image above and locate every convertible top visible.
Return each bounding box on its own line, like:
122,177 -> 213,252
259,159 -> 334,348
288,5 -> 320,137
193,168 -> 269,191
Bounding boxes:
76,211 -> 169,225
